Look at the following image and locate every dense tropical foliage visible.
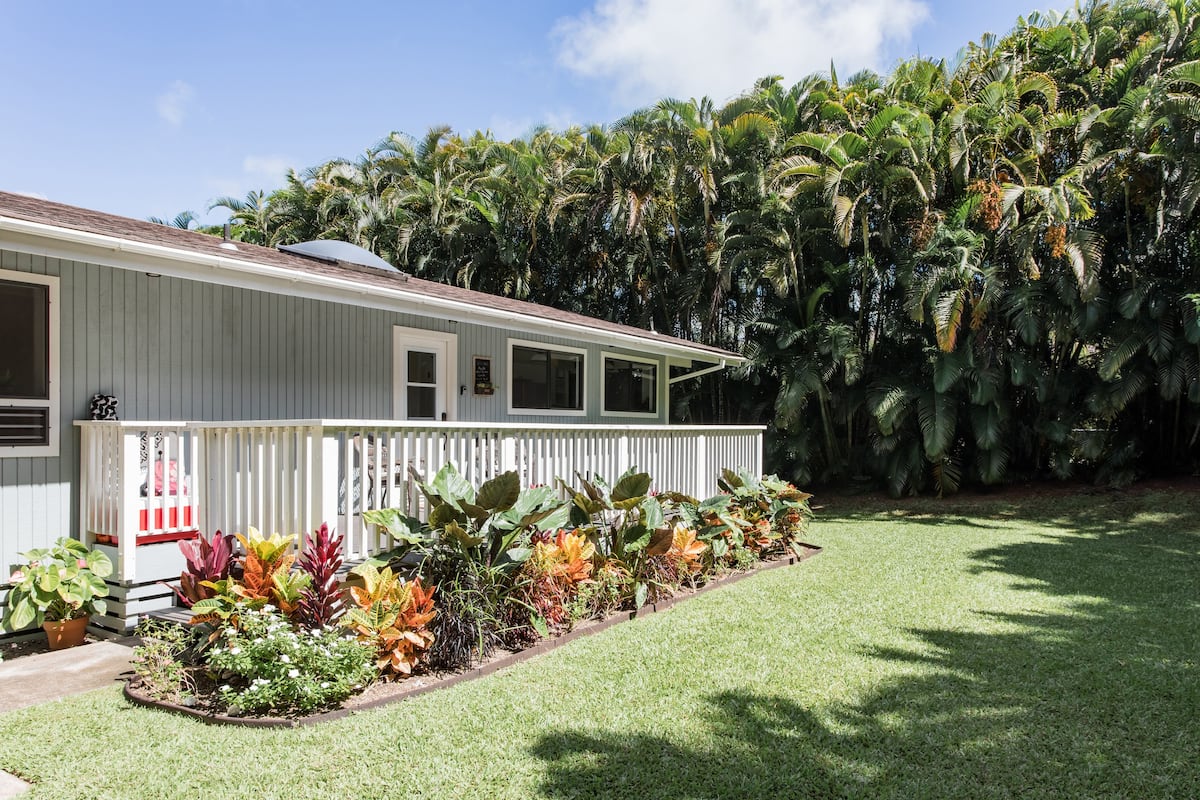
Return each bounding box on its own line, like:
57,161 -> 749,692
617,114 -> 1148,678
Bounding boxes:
198,1 -> 1200,493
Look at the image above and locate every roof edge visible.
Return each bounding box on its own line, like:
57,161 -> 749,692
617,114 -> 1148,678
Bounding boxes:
0,214 -> 743,363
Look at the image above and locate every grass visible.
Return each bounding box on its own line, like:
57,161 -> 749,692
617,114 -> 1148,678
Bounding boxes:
2,487 -> 1199,798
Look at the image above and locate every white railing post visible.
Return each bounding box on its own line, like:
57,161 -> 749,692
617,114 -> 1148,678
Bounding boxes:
617,433 -> 630,478
192,426 -> 208,537
694,433 -> 708,499
499,431 -> 513,474
117,429 -> 141,583
318,427 -> 340,537
77,423 -> 92,543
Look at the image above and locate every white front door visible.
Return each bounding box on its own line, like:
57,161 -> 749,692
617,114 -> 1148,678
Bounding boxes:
393,327 -> 457,420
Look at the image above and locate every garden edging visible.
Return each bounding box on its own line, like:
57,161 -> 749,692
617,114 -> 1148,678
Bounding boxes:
122,542 -> 822,728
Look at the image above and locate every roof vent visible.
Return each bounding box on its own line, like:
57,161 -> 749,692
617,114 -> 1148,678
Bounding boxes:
219,223 -> 239,251
277,240 -> 403,274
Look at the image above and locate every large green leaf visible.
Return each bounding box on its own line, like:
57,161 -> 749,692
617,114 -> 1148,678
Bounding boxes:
698,495 -> 731,514
511,485 -> 561,516
441,521 -> 485,550
611,472 -> 651,502
477,472 -> 520,511
572,494 -> 608,516
429,503 -> 467,530
3,590 -> 38,630
622,524 -> 651,552
362,508 -> 428,546
428,463 -> 475,507
38,571 -> 60,593
640,496 -> 664,530
86,549 -> 113,579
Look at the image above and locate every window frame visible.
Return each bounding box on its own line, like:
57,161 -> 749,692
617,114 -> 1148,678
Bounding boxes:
0,269 -> 59,458
600,351 -> 662,419
506,338 -> 587,417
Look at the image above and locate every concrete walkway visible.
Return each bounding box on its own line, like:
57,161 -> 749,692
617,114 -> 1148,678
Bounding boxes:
0,771 -> 29,799
0,638 -> 136,797
0,638 -> 135,713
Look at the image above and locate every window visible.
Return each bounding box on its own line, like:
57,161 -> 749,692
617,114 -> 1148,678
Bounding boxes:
406,350 -> 438,419
509,341 -> 584,414
0,270 -> 59,457
603,354 -> 658,416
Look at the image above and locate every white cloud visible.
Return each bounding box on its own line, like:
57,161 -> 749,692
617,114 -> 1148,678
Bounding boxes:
554,0 -> 929,104
488,109 -> 581,140
156,80 -> 195,126
205,154 -> 295,213
242,155 -> 294,182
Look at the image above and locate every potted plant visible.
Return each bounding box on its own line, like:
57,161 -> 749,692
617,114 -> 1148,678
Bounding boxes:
3,538 -> 113,649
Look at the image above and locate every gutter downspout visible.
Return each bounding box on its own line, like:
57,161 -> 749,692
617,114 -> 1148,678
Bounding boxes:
668,359 -> 728,385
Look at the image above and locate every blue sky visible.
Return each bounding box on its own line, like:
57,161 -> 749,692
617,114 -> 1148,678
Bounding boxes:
0,0 -> 1072,225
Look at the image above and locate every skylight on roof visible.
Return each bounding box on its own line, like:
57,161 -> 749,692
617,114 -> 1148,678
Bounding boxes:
277,240 -> 402,274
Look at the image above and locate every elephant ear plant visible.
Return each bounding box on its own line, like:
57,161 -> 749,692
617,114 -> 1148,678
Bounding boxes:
714,469 -> 814,558
362,464 -> 571,670
4,537 -> 113,629
371,463 -> 570,571
561,469 -> 677,609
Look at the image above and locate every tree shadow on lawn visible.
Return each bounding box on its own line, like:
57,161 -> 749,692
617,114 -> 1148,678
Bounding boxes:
530,494 -> 1200,799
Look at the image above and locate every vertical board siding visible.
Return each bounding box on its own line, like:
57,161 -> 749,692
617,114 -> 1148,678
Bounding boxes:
0,255 -> 401,574
0,251 -> 729,579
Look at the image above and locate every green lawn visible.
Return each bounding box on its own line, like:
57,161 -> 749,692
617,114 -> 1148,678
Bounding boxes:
2,488 -> 1198,799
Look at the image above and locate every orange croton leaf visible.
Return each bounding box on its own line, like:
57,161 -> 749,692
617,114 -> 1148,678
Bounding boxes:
555,530 -> 595,583
238,549 -> 273,600
669,522 -> 708,574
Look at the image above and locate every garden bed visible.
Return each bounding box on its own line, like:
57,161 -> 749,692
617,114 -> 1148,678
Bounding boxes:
120,467 -> 817,725
123,542 -> 821,728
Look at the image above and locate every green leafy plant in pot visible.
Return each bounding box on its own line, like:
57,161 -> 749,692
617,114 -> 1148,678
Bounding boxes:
4,538 -> 113,649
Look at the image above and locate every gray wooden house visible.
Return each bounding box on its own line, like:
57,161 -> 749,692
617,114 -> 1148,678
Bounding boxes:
0,191 -> 761,632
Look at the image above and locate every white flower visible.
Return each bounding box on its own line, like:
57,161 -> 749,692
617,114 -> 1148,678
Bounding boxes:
287,669 -> 300,678
320,682 -> 330,689
219,684 -> 231,691
262,604 -> 276,613
229,647 -> 241,656
279,654 -> 290,663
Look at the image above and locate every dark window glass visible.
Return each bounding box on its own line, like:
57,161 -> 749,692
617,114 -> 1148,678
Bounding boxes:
604,357 -> 657,414
407,386 -> 436,419
0,280 -> 49,400
407,351 -> 437,384
512,345 -> 582,410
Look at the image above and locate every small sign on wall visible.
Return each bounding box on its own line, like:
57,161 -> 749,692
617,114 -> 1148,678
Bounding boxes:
473,356 -> 494,395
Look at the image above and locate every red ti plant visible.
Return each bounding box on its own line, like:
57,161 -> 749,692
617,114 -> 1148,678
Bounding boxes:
171,530 -> 235,608
296,523 -> 346,629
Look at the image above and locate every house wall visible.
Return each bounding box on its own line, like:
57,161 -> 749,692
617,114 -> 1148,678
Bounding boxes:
0,249 -> 666,581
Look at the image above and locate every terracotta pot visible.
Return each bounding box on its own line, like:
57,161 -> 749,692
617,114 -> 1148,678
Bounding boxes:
42,615 -> 90,650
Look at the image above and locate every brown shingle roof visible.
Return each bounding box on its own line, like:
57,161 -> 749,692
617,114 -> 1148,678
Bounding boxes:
0,191 -> 739,361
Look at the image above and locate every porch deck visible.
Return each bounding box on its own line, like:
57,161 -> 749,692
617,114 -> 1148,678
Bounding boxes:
75,419 -> 763,631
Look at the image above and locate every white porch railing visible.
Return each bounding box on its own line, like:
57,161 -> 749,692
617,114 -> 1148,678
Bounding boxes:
76,420 -> 764,586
